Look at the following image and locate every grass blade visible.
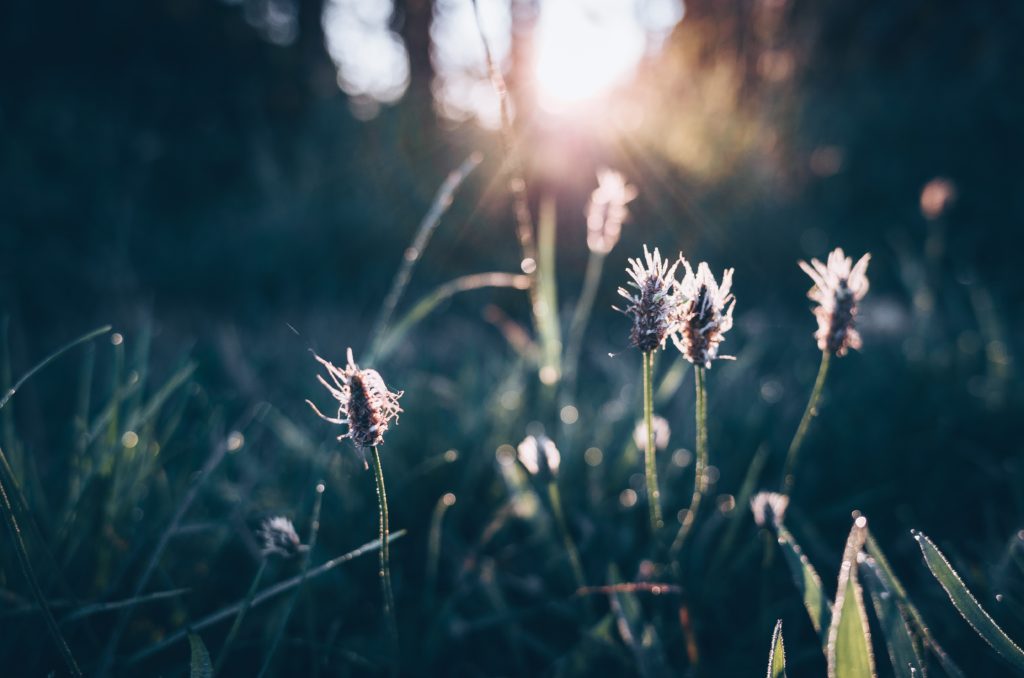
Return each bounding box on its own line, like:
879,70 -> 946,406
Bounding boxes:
188,633 -> 213,678
914,530 -> 1024,671
827,516 -> 876,678
776,522 -> 831,641
860,556 -> 925,676
865,532 -> 964,678
767,619 -> 787,678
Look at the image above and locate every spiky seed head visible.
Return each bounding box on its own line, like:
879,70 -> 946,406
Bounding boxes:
673,260 -> 736,368
587,169 -> 637,254
750,492 -> 789,528
798,248 -> 870,356
258,516 -> 304,558
633,415 -> 671,452
617,245 -> 682,352
517,434 -> 561,478
307,348 -> 403,450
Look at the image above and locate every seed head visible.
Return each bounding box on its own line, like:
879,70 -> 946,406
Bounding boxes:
799,248 -> 870,356
750,492 -> 789,528
517,435 -> 561,478
587,169 -> 637,254
633,415 -> 671,452
307,348 -> 403,450
617,245 -> 682,352
258,516 -> 304,558
673,260 -> 736,368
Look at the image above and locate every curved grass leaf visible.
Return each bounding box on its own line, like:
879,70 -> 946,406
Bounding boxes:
777,523 -> 831,641
865,533 -> 964,678
767,619 -> 787,678
827,517 -> 876,678
915,531 -> 1024,672
187,633 -> 213,678
860,557 -> 926,677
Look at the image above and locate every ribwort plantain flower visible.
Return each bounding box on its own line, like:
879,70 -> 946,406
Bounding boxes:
633,415 -> 670,452
750,492 -> 789,528
307,348 -> 403,451
517,434 -> 561,479
258,516 -> 305,558
799,248 -> 871,356
617,245 -> 682,352
673,261 -> 736,368
587,169 -> 637,254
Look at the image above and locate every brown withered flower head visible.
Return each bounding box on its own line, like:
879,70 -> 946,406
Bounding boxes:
258,516 -> 305,558
617,245 -> 682,352
586,169 -> 637,254
799,248 -> 870,356
673,260 -> 736,368
307,348 -> 403,451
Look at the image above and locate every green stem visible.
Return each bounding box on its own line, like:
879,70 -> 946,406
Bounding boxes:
781,350 -> 831,495
546,482 -> 588,600
371,447 -> 399,676
670,366 -> 707,557
642,351 -> 663,533
564,250 -> 606,393
214,558 -> 267,675
0,457 -> 81,676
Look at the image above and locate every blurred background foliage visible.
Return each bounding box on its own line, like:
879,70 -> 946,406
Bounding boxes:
1,0 -> 1023,675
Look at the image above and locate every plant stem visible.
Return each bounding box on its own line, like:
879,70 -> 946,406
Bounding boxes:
563,250 -> 606,393
670,366 -> 708,557
781,350 -> 831,495
371,447 -> 399,676
642,351 -> 664,533
214,558 -> 267,674
545,481 -> 588,603
0,457 -> 81,676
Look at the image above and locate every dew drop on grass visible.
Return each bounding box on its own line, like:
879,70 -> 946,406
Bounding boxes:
619,489 -> 637,507
584,447 -> 603,466
444,449 -> 458,462
496,444 -> 516,466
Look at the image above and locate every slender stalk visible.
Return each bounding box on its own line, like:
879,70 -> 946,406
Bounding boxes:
257,482 -> 325,678
0,460 -> 81,676
214,558 -> 267,674
642,351 -> 663,532
670,366 -> 707,557
371,447 -> 399,676
545,482 -> 587,599
781,350 -> 831,494
564,250 -> 606,393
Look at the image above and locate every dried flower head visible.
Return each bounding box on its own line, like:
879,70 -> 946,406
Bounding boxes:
307,348 -> 403,450
799,248 -> 870,356
617,245 -> 682,352
633,415 -> 671,452
517,434 -> 561,478
750,492 -> 789,528
258,516 -> 304,558
673,261 -> 736,368
587,169 -> 637,254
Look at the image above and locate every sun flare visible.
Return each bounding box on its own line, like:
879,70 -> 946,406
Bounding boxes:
533,2 -> 648,114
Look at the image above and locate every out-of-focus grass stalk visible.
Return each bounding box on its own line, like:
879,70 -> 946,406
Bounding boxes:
472,1 -> 562,387
257,482 -> 325,678
781,350 -> 831,494
545,481 -> 588,606
564,249 -> 606,393
125,531 -> 406,666
375,273 -> 531,362
642,351 -> 663,532
368,152 -> 483,364
670,366 -> 707,557
425,493 -> 455,609
536,195 -> 562,387
371,447 -> 399,676
0,451 -> 82,676
214,558 -> 267,674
